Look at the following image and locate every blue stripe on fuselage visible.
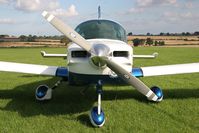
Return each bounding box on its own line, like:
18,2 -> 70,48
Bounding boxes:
68,72 -> 126,85
131,68 -> 143,77
55,67 -> 143,85
56,67 -> 68,77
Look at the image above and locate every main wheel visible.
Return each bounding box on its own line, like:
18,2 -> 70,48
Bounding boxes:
35,85 -> 52,101
89,106 -> 105,127
151,86 -> 163,102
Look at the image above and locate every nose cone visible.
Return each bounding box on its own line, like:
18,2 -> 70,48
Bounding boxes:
92,44 -> 110,57
90,44 -> 110,68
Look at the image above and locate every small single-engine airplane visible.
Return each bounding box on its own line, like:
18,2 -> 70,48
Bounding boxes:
0,8 -> 199,127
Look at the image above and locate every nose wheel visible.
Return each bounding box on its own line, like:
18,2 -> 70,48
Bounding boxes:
89,106 -> 105,127
89,80 -> 105,127
150,86 -> 163,102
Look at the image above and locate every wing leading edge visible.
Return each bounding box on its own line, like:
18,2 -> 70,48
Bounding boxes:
0,61 -> 68,78
132,63 -> 199,77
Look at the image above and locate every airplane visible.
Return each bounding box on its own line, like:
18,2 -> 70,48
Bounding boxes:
0,8 -> 199,127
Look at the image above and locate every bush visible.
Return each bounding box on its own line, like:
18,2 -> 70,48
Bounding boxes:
146,38 -> 153,46
60,37 -> 71,45
132,38 -> 145,47
159,41 -> 165,46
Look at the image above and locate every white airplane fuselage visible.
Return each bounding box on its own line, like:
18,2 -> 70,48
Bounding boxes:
67,39 -> 133,85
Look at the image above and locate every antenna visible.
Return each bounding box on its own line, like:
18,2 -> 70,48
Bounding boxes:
98,6 -> 101,19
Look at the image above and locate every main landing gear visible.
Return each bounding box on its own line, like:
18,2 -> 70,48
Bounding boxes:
89,80 -> 105,127
35,79 -> 63,101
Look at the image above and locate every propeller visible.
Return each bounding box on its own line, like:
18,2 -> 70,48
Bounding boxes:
42,11 -> 158,101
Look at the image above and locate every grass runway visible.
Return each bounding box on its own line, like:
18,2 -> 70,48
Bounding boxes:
0,47 -> 198,132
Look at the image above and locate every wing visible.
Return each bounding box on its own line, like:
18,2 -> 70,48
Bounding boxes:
0,61 -> 68,78
132,63 -> 199,77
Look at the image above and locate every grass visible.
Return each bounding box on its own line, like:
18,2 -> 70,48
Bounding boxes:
0,47 -> 199,132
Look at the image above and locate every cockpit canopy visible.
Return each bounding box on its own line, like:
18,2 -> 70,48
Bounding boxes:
75,20 -> 127,42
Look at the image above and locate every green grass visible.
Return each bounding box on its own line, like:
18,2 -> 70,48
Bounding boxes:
0,47 -> 199,132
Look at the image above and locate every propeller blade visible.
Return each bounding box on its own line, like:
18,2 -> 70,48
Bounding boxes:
42,11 -> 92,52
104,59 -> 158,101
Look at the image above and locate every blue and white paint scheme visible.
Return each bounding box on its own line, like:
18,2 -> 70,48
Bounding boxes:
0,10 -> 199,127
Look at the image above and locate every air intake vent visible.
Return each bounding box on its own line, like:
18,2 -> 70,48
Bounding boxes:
113,51 -> 129,57
71,51 -> 89,58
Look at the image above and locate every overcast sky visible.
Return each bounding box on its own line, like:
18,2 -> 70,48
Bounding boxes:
0,0 -> 198,36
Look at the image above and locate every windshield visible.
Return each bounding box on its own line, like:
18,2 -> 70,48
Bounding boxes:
75,20 -> 127,42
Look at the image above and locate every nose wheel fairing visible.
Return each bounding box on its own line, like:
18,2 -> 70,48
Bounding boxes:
35,85 -> 52,101
89,107 -> 105,127
35,79 -> 64,101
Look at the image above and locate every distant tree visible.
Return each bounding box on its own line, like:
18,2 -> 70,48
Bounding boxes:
166,32 -> 170,36
61,37 -> 70,45
159,32 -> 164,36
132,38 -> 145,47
140,39 -> 145,45
146,32 -> 151,36
128,32 -> 133,36
0,35 -> 9,38
27,35 -> 33,42
159,41 -> 165,46
146,38 -> 153,45
194,31 -> 199,35
32,35 -> 37,40
182,32 -> 186,36
132,38 -> 140,47
19,35 -> 27,41
154,40 -> 158,46
37,36 -> 43,39
185,32 -> 191,36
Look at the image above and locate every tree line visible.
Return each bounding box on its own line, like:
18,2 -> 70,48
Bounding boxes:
0,34 -> 70,44
132,38 -> 165,47
128,31 -> 199,36
18,35 -> 70,43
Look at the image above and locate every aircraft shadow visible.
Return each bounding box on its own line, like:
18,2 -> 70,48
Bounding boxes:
0,77 -> 96,117
0,77 -> 198,126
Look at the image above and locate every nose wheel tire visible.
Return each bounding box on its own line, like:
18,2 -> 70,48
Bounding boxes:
151,86 -> 163,102
89,106 -> 105,127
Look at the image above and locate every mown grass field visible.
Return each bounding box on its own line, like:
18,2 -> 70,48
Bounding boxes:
0,47 -> 198,132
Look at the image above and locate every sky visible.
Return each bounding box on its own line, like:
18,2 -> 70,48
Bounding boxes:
0,0 -> 198,36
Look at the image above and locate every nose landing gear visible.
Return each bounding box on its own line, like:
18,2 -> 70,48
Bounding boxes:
89,80 -> 105,127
